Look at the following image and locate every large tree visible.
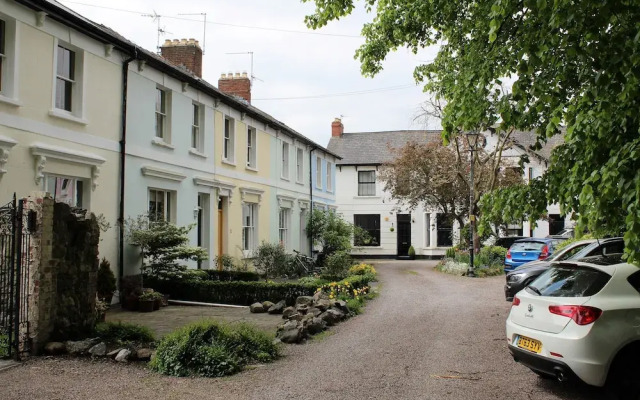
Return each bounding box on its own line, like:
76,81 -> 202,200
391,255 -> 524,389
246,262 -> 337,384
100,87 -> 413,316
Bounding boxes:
303,0 -> 640,264
379,138 -> 522,244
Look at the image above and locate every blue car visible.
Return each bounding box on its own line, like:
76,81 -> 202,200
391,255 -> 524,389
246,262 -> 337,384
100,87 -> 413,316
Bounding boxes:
504,238 -> 561,273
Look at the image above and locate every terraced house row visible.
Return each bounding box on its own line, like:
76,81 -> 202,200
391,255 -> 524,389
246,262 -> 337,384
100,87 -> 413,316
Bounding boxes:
0,0 -> 338,281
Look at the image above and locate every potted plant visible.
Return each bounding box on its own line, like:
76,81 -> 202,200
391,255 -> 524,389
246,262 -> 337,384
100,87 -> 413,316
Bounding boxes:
408,245 -> 416,260
97,258 -> 117,305
138,291 -> 158,313
95,297 -> 109,322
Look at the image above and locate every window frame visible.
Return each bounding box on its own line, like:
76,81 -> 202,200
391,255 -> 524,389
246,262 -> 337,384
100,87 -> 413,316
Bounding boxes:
296,147 -> 304,183
354,214 -> 380,246
54,45 -> 76,113
358,170 -> 376,196
242,203 -> 257,252
326,161 -> 333,192
223,116 -> 235,163
281,141 -> 290,180
191,102 -> 203,152
279,208 -> 290,249
43,174 -> 86,208
0,16 -> 18,103
316,157 -> 322,188
246,126 -> 257,169
148,188 -> 174,223
155,87 -> 169,141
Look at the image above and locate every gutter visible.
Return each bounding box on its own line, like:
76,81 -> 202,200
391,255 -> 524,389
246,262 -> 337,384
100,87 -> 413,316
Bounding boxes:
309,145 -> 318,256
118,54 -> 136,293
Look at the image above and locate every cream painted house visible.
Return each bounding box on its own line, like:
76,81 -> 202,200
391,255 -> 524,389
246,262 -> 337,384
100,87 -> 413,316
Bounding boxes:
1,0 -> 339,284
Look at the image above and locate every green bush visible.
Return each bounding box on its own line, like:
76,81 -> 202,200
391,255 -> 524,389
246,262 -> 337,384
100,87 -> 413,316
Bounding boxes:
95,321 -> 155,344
97,258 -> 116,303
324,251 -> 352,279
150,320 -> 279,377
253,242 -> 290,280
213,254 -> 236,271
445,247 -> 456,258
554,234 -> 594,252
297,276 -> 329,286
145,273 -> 373,306
476,246 -> 508,267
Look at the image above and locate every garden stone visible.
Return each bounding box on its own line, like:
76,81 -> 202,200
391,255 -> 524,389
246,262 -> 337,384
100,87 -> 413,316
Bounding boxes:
289,313 -> 303,321
282,306 -> 296,319
295,304 -> 309,314
262,301 -> 275,309
115,349 -> 132,362
307,317 -> 327,335
307,307 -> 322,317
250,302 -> 266,313
319,309 -> 344,326
315,299 -> 332,312
277,320 -> 303,344
268,300 -> 286,314
329,307 -> 346,319
107,349 -> 122,358
65,339 -> 97,355
295,296 -> 314,307
334,300 -> 349,314
44,342 -> 66,355
88,342 -> 107,357
136,348 -> 153,360
313,291 -> 329,302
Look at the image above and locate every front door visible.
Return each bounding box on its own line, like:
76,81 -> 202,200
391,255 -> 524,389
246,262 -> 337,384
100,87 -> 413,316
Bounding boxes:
397,214 -> 411,257
217,197 -> 224,269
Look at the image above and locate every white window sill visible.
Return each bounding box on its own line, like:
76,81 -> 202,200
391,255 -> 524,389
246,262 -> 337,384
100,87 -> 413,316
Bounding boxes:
189,148 -> 207,159
222,158 -> 236,167
295,180 -> 305,186
48,109 -> 88,125
353,246 -> 383,249
245,166 -> 258,172
353,195 -> 381,199
152,138 -> 175,150
281,176 -> 290,182
0,95 -> 22,107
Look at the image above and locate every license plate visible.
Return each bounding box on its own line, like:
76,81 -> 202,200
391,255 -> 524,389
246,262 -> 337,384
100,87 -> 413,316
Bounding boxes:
516,335 -> 542,353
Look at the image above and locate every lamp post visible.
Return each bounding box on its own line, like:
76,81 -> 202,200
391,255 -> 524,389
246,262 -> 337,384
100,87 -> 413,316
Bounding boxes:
465,131 -> 480,277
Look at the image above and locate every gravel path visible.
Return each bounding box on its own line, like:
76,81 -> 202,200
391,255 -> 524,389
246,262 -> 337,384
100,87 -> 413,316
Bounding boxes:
0,261 -> 610,400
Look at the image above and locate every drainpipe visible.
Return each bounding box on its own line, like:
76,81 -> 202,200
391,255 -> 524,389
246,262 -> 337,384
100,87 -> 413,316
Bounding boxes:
309,146 -> 318,256
118,53 -> 137,294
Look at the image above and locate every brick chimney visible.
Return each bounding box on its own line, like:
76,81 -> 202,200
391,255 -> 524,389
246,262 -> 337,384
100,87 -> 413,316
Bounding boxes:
331,117 -> 344,137
160,38 -> 203,78
218,72 -> 251,103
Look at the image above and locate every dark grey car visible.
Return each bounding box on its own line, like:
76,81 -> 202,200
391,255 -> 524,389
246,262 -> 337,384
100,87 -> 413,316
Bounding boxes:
504,237 -> 624,301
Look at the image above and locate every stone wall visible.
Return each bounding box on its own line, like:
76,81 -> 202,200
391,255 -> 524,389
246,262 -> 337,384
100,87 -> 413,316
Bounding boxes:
26,193 -> 100,353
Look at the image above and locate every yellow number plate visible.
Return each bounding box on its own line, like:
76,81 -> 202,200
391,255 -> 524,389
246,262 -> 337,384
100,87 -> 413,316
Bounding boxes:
516,335 -> 542,353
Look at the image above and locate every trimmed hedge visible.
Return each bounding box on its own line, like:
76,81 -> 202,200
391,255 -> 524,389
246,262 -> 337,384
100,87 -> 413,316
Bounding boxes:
181,269 -> 260,282
146,273 -> 374,306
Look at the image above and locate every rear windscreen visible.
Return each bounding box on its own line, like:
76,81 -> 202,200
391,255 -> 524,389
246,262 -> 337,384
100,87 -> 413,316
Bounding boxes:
527,266 -> 611,297
511,242 -> 545,251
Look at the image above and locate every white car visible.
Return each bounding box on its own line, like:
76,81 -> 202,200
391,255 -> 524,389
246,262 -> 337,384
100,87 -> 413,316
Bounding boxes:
505,255 -> 640,397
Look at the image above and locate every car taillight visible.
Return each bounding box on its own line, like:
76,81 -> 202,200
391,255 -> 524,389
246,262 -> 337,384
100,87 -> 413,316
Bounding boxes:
538,245 -> 549,260
548,305 -> 602,325
512,296 -> 521,306
507,249 -> 512,259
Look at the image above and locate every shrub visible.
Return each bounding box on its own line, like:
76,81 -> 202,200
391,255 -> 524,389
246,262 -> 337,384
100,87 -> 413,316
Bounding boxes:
97,258 -> 116,303
324,251 -> 352,279
348,263 -> 377,277
181,270 -> 260,282
445,247 -> 456,258
475,265 -> 504,277
95,321 -> 155,344
150,320 -> 279,377
554,234 -> 594,252
213,254 -> 236,271
476,246 -> 508,267
297,276 -> 329,286
436,259 -> 469,276
252,242 -> 290,280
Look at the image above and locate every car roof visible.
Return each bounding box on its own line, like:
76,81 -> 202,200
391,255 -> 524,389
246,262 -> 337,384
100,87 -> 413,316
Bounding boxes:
552,255 -> 631,273
513,237 -> 560,244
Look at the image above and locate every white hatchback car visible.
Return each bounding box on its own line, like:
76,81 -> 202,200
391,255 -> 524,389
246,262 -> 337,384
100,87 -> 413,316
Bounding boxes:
506,255 -> 640,397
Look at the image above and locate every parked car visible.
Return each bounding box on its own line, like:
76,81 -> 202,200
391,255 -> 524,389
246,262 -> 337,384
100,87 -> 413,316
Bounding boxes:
494,236 -> 527,249
506,254 -> 639,397
504,237 -> 625,301
546,227 -> 575,239
504,238 -> 562,273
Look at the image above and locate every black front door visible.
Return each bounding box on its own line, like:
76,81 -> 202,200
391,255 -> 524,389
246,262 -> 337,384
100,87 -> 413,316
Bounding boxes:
397,214 -> 411,257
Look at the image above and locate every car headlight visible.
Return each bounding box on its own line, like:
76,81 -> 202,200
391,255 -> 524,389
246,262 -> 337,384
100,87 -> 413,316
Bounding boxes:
508,273 -> 526,283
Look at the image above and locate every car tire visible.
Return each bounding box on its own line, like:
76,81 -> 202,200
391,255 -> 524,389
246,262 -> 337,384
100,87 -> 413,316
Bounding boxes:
607,346 -> 640,400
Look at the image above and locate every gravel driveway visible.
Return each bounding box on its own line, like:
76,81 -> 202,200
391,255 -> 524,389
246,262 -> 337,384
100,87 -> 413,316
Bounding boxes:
0,261 -> 611,400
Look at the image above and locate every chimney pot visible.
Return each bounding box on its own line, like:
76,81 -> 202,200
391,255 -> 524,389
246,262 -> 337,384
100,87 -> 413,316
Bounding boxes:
161,38 -> 204,78
331,118 -> 344,137
163,39 -> 172,46
218,69 -> 252,103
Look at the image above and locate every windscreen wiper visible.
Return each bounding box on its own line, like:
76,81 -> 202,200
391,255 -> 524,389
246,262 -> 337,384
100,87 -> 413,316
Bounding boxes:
526,285 -> 542,296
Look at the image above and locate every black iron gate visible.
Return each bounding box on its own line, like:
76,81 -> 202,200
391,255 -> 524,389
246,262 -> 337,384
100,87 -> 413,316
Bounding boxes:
0,194 -> 31,360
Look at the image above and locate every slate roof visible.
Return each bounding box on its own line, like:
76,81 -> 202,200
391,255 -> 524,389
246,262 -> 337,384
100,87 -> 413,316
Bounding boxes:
23,0 -> 340,158
327,129 -> 563,165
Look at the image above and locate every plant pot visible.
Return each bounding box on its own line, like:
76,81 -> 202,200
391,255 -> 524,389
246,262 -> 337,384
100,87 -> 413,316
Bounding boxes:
161,294 -> 170,307
122,295 -> 139,311
153,298 -> 161,310
139,300 -> 155,313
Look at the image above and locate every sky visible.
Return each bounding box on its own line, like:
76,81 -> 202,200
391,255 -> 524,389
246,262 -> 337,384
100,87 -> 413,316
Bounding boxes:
58,0 -> 440,147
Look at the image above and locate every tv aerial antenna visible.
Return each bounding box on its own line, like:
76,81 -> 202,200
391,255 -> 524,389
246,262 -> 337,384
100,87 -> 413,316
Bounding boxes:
178,13 -> 207,54
225,51 -> 263,86
141,11 -> 171,53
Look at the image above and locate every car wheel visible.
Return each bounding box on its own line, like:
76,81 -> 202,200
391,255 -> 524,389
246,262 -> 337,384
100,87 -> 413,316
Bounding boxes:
607,347 -> 640,400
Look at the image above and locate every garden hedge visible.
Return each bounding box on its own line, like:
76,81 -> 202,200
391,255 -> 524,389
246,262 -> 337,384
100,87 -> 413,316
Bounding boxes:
183,270 -> 260,282
145,273 -> 374,306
